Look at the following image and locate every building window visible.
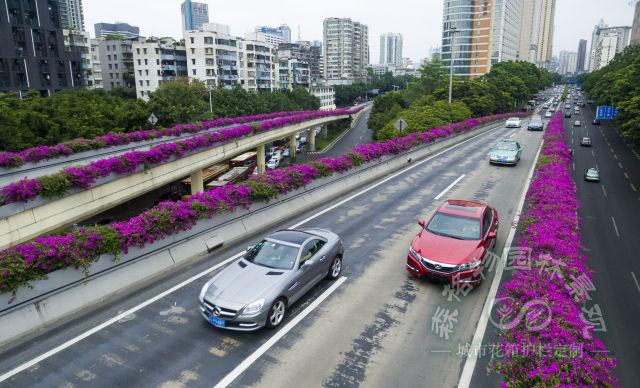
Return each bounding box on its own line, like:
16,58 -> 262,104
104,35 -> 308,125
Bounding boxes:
144,59 -> 148,65
190,37 -> 194,44
136,48 -> 140,54
143,48 -> 147,54
137,59 -> 141,65
204,37 -> 214,44
114,64 -> 118,69
156,59 -> 159,65
108,55 -> 111,60
145,70 -> 149,75
146,80 -> 149,86
114,54 -> 117,60
107,46 -> 110,51
192,69 -> 196,75
108,64 -> 112,69
190,48 -> 195,54
192,59 -> 196,65
139,80 -> 143,86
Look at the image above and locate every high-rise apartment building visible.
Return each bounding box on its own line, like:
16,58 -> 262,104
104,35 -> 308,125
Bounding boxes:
185,23 -> 276,92
181,0 -> 209,31
534,0 -> 555,67
632,1 -> 640,45
133,38 -> 188,100
95,22 -> 140,40
576,39 -> 587,72
558,50 -> 578,75
323,17 -> 369,83
254,25 -> 292,45
588,21 -> 632,71
275,58 -> 310,90
58,0 -> 85,31
97,39 -> 136,90
379,33 -> 403,67
277,41 -> 323,82
0,0 -> 83,96
63,29 -> 90,87
442,0 -> 522,79
87,39 -> 103,89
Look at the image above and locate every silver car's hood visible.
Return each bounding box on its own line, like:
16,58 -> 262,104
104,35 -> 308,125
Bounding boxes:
205,260 -> 289,305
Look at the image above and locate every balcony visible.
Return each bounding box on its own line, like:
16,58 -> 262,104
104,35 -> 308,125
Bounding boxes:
161,54 -> 175,61
161,64 -> 176,71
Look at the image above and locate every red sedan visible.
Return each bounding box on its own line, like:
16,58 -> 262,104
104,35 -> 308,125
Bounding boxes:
406,200 -> 498,286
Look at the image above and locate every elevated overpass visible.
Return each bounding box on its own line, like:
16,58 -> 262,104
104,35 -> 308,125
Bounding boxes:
0,113 -> 351,250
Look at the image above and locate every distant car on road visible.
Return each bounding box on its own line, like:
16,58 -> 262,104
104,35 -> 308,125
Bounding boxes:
505,117 -> 522,128
527,118 -> 544,131
564,111 -> 572,118
580,137 -> 592,147
544,111 -> 553,118
406,200 -> 498,287
574,120 -> 581,127
266,157 -> 280,170
489,140 -> 522,165
584,168 -> 600,182
199,229 -> 344,330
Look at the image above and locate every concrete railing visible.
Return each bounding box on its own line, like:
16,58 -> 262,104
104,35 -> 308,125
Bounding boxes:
0,118 -> 506,347
0,115 -> 349,250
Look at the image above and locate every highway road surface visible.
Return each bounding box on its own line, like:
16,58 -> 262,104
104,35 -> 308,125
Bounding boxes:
0,114 -> 545,388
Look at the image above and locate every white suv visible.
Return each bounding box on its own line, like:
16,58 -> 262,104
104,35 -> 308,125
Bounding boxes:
505,117 -> 522,128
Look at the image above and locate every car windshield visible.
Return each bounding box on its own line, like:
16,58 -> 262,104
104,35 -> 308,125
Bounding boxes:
494,142 -> 517,151
245,240 -> 299,270
426,213 -> 481,240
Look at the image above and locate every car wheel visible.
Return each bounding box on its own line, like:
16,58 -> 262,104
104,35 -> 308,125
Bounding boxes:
326,255 -> 343,280
265,298 -> 287,329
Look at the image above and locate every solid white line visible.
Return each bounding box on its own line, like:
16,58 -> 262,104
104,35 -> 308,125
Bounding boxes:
508,132 -> 515,138
0,251 -> 245,383
214,276 -> 347,388
601,185 -> 607,198
457,132 -> 544,388
611,217 -> 620,237
631,272 -> 640,295
434,174 -> 466,200
1,121 -> 508,383
592,150 -> 595,157
573,163 -> 575,171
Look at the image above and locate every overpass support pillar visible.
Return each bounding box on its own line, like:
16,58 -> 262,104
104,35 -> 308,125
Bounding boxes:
322,124 -> 328,139
191,169 -> 204,194
309,127 -> 316,152
257,144 -> 266,174
289,134 -> 297,162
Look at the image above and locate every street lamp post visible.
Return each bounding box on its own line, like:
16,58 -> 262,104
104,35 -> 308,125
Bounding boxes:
448,26 -> 458,105
208,88 -> 213,113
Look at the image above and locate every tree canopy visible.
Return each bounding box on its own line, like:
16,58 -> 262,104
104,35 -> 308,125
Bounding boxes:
584,44 -> 640,142
0,80 -> 321,151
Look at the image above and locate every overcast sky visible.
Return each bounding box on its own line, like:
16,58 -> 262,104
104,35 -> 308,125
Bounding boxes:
84,0 -> 636,62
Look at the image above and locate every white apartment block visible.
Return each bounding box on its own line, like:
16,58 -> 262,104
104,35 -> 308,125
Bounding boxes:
185,23 -> 276,92
379,33 -> 403,67
133,38 -> 188,100
588,21 -> 631,71
310,85 -> 336,111
323,17 -> 369,83
275,58 -> 310,90
87,38 -> 103,89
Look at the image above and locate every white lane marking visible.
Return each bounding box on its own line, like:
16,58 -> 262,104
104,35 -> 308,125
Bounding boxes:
0,251 -> 245,383
508,132 -> 515,138
631,272 -> 640,295
1,122 -> 511,382
601,185 -> 607,198
214,276 -> 347,388
457,132 -> 544,388
611,217 -> 620,237
434,174 -> 466,200
592,150 -> 595,157
573,163 -> 575,171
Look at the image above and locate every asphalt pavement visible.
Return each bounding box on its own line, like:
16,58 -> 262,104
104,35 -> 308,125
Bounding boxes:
567,100 -> 640,387
0,115 -> 544,388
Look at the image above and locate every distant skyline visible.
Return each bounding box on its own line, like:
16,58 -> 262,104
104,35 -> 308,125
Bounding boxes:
83,0 -> 636,63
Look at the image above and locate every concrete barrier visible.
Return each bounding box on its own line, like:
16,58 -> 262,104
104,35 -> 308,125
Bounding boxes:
0,119 -> 506,347
0,115 -> 349,250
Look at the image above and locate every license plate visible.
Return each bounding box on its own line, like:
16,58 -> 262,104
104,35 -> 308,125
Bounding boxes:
208,316 -> 226,328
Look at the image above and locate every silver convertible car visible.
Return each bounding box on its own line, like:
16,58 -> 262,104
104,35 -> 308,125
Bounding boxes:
199,229 -> 344,331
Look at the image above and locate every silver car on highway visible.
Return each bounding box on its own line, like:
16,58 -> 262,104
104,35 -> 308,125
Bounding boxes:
199,229 -> 344,331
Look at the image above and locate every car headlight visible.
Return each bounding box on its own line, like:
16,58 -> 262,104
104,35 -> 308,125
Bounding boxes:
507,156 -> 516,161
199,279 -> 214,303
457,260 -> 481,271
409,246 -> 421,260
243,299 -> 265,315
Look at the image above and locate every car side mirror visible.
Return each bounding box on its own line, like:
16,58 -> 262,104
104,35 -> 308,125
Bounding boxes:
418,220 -> 426,228
487,232 -> 497,240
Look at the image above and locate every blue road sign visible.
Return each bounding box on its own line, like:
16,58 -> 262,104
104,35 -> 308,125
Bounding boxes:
596,106 -> 618,120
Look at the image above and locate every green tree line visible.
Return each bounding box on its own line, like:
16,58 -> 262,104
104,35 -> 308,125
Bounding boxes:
583,44 -> 640,142
368,59 -> 556,140
0,79 -> 320,151
333,70 -> 414,107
